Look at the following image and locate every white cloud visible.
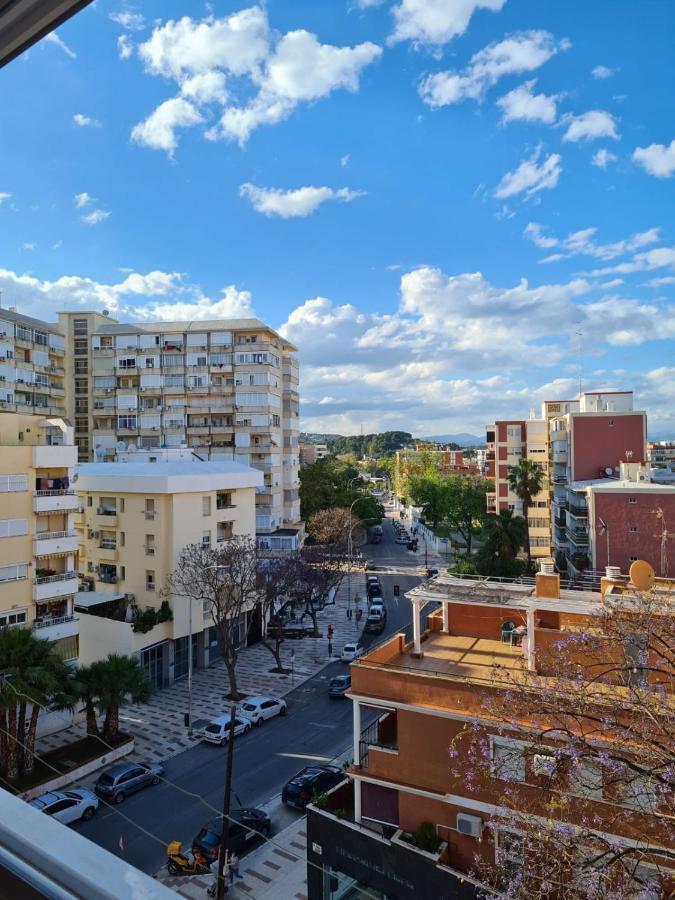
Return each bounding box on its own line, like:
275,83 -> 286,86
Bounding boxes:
340,153 -> 351,168
494,145 -> 561,199
81,209 -> 111,226
420,31 -> 566,108
645,276 -> 675,288
118,35 -> 134,60
587,245 -> 675,277
591,65 -> 613,79
0,192 -> 11,205
591,148 -> 617,169
110,10 -> 145,31
632,139 -> 675,178
388,0 -> 506,47
134,10 -> 381,149
562,109 -> 619,142
497,79 -> 558,124
239,184 -> 363,218
74,192 -> 93,208
22,242 -> 35,251
131,98 -> 203,155
356,0 -> 385,7
131,285 -> 255,321
524,222 -> 558,249
43,32 -> 76,59
73,113 -> 100,128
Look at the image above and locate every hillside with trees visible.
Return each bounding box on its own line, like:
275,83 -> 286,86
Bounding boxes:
328,431 -> 413,458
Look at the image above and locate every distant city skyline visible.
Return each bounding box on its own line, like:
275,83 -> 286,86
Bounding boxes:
1,0 -> 673,437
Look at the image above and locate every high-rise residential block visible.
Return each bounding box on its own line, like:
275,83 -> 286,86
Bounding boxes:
74,448 -> 261,688
0,412 -> 79,666
0,308 -> 67,417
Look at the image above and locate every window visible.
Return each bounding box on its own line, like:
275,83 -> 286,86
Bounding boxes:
0,609 -> 27,628
119,499 -> 125,513
146,571 -> 155,591
202,496 -> 211,516
118,357 -> 136,369
0,474 -> 28,493
628,497 -> 637,504
202,531 -> 211,547
73,318 -> 88,335
119,532 -> 125,547
145,535 -> 155,556
608,419 -> 615,426
117,414 -> 137,430
74,339 -> 88,356
0,564 -> 28,583
145,499 -> 155,520
216,492 -> 233,509
145,357 -> 155,368
492,737 -> 525,782
0,519 -> 28,538
87,496 -> 93,507
628,526 -> 638,534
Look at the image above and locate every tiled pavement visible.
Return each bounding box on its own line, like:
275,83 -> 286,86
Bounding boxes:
157,805 -> 310,900
37,572 -> 368,766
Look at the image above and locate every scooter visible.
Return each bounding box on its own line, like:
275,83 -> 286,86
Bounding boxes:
166,841 -> 210,876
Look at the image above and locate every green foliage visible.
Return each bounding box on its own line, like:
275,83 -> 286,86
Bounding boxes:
411,821 -> 440,854
507,459 -> 546,565
328,431 -> 412,458
475,509 -> 528,577
131,600 -> 173,634
450,557 -> 478,575
299,457 -> 383,523
92,653 -> 153,742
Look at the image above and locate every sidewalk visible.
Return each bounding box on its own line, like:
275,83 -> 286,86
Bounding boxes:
157,813 -> 309,900
37,576 -> 366,766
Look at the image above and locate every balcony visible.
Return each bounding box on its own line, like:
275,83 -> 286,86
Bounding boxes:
32,445 -> 77,468
551,473 -> 568,485
33,490 -> 79,514
568,503 -> 588,519
33,572 -> 79,603
358,713 -> 398,770
486,492 -> 496,512
566,526 -> 589,546
33,530 -> 79,557
97,545 -> 119,562
33,614 -> 79,642
552,449 -> 568,464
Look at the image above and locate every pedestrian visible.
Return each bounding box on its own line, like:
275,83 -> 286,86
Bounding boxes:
328,640 -> 333,657
346,606 -> 350,620
228,850 -> 243,884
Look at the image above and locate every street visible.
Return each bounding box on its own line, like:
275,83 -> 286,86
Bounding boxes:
75,511 -> 427,875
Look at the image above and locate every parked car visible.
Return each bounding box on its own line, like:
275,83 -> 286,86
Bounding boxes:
192,808 -> 271,862
281,765 -> 344,809
367,582 -> 382,599
239,695 -> 287,727
369,597 -> 385,612
341,642 -> 365,662
29,789 -> 98,824
193,713 -> 252,745
365,613 -> 386,634
395,535 -> 410,544
94,761 -> 164,804
328,674 -> 351,697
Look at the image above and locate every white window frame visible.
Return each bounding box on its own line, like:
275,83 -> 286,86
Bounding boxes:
0,518 -> 28,538
0,474 -> 28,493
490,736 -> 526,783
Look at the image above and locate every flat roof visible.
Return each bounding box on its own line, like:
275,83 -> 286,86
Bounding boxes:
74,591 -> 125,609
92,317 -> 297,351
570,478 -> 675,493
0,307 -> 62,332
76,459 -> 263,493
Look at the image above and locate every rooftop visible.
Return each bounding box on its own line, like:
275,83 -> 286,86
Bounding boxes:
0,306 -> 62,332
90,316 -> 297,351
76,459 -> 263,493
387,632 -> 525,682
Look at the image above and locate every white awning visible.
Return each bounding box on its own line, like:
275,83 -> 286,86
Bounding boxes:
74,591 -> 125,609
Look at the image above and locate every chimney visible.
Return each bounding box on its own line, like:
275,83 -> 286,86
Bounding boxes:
536,559 -> 560,599
601,565 -> 623,596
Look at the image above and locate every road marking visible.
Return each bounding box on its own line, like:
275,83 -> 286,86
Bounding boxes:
276,752 -> 333,762
308,722 -> 337,729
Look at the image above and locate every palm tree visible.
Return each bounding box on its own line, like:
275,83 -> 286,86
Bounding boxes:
507,458 -> 546,568
481,509 -> 527,561
0,629 -> 72,779
94,654 -> 152,743
73,663 -> 103,738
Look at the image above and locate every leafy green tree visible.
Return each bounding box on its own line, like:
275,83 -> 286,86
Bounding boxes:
445,475 -> 493,557
94,654 -> 152,743
327,431 -> 413,458
0,629 -> 73,779
299,458 -> 383,523
507,459 -> 546,567
408,473 -> 450,529
476,509 -> 528,577
73,663 -> 103,737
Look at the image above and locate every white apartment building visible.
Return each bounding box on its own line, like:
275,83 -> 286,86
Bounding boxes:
0,308 -> 67,417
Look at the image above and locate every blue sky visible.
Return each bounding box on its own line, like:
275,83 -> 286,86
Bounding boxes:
1,0 -> 673,437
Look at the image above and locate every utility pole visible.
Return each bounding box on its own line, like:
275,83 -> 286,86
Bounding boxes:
216,706 -> 237,900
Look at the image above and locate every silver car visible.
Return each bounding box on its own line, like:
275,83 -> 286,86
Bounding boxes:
94,761 -> 164,803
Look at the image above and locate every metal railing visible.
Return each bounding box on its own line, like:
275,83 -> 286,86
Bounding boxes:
35,489 -> 75,497
33,571 -> 77,585
33,614 -> 77,630
358,715 -> 398,769
35,530 -> 77,541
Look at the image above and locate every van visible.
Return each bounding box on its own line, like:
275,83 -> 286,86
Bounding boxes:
372,525 -> 383,536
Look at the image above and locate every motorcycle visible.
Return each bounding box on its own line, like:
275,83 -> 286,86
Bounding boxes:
166,841 -> 210,876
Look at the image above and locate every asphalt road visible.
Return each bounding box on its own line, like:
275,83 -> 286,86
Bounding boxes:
75,510 -> 424,875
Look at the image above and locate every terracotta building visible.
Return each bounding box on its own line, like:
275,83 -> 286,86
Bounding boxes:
305,564 -> 674,899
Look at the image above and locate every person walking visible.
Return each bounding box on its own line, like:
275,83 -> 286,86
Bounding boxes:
228,850 -> 243,884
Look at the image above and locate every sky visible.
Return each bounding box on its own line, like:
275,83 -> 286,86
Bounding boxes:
1,0 -> 674,438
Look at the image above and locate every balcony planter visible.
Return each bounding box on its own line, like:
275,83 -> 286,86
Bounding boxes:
391,824 -> 448,864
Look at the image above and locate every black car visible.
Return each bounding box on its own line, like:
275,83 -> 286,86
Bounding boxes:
192,807 -> 271,862
367,582 -> 382,599
281,765 -> 344,808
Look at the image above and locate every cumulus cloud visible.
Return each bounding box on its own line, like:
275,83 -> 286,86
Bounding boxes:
562,109 -> 619,142
494,145 -> 561,199
73,113 -> 100,128
133,9 -> 381,151
525,223 -> 660,263
419,31 -> 566,108
591,65 -> 613,79
496,79 -> 558,124
524,222 -> 558,249
239,183 -> 363,218
632,139 -> 675,178
118,35 -> 134,60
109,10 -> 145,31
388,0 -> 506,47
131,98 -> 203,155
81,209 -> 111,226
592,148 -> 617,168
138,285 -> 255,321
74,192 -> 93,208
0,192 -> 11,205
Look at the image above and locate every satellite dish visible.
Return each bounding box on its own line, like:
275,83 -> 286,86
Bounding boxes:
605,467 -> 613,476
630,559 -> 656,592
614,466 -> 620,473
116,441 -> 126,451
71,473 -> 78,483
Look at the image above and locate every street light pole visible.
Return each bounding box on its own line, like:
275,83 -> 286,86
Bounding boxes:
187,596 -> 194,737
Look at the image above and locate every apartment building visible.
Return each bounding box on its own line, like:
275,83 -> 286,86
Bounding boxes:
648,440 -> 675,470
485,418 -> 550,558
550,391 -> 647,575
74,448 -> 261,688
0,412 -> 79,663
299,441 -> 329,465
394,448 -> 478,499
0,308 -> 67,417
306,564 -> 674,899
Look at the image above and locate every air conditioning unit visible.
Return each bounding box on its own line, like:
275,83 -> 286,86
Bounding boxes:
456,814 -> 483,838
533,754 -> 557,777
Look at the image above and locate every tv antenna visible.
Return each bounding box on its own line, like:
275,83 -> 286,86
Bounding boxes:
575,326 -> 583,398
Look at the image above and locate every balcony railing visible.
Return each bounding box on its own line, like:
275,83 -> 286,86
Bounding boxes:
33,571 -> 77,586
358,713 -> 398,769
35,530 -> 77,542
33,614 -> 77,630
98,541 -> 117,550
96,508 -> 117,516
566,527 -> 589,545
98,574 -> 118,584
35,489 -> 74,498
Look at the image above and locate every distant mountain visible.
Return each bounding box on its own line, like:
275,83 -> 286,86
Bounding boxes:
300,432 -> 343,443
421,433 -> 484,447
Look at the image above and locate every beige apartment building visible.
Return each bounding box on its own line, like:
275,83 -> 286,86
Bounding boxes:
0,412 -> 79,662
0,308 -> 67,417
74,448 -> 262,688
54,312 -> 301,550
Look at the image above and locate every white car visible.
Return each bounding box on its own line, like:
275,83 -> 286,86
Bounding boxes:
239,695 -> 287,727
193,713 -> 253,745
369,597 -> 385,612
29,789 -> 98,825
341,642 -> 365,662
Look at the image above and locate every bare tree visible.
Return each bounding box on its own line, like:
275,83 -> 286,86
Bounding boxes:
290,546 -> 350,638
307,507 -> 365,550
167,538 -> 259,700
449,588 -> 675,899
257,555 -> 296,673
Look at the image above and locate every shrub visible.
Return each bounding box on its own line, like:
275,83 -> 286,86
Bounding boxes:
411,821 -> 439,854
